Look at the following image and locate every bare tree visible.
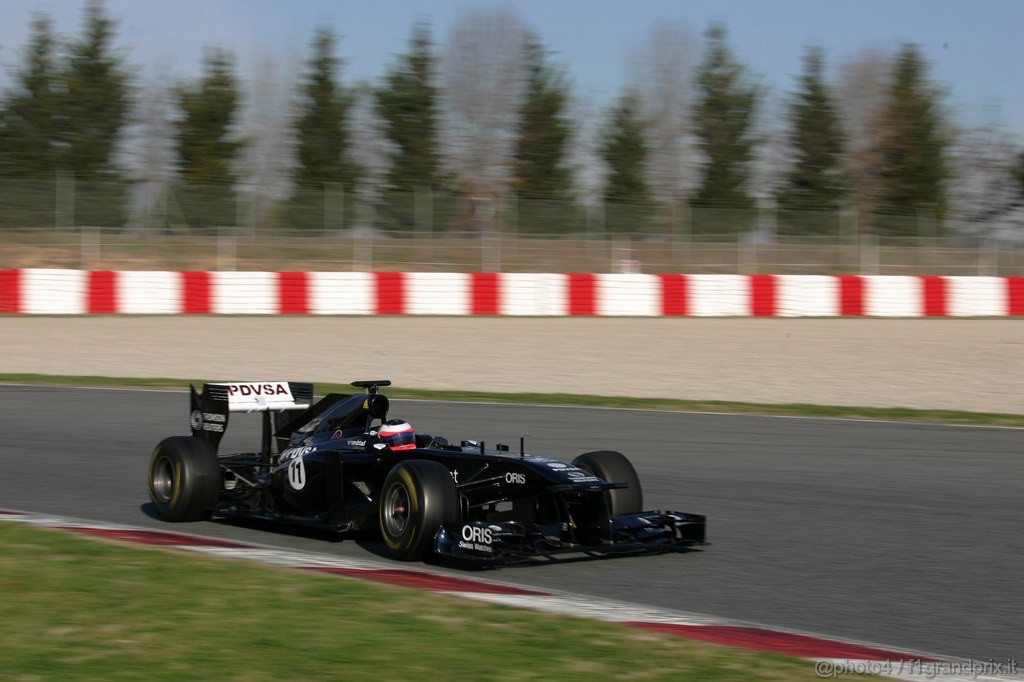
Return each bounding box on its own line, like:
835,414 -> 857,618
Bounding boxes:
122,62 -> 179,232
237,43 -> 300,228
751,92 -> 788,204
949,115 -> 1024,239
441,9 -> 528,202
631,22 -> 699,209
837,48 -> 891,218
349,83 -> 388,190
567,91 -> 604,208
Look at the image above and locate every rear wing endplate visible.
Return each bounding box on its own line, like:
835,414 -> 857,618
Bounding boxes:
190,381 -> 314,452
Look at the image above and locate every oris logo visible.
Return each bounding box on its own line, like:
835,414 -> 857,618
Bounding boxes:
461,525 -> 492,544
504,472 -> 526,485
189,410 -> 203,431
227,383 -> 289,396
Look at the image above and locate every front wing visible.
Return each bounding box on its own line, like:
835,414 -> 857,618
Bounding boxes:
434,510 -> 706,562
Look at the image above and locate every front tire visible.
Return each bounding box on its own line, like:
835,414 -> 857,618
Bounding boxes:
148,436 -> 220,522
572,450 -> 643,516
379,460 -> 459,561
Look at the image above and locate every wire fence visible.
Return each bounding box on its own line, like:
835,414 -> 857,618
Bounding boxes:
0,179 -> 1021,274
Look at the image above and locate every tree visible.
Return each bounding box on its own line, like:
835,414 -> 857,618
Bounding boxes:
777,47 -> 847,235
948,121 -> 1023,239
287,27 -> 359,230
239,46 -> 300,231
441,9 -> 531,235
374,22 -> 445,230
123,72 -> 179,232
62,0 -> 132,226
0,14 -> 61,177
632,22 -> 698,228
512,37 -> 577,233
869,44 -> 950,237
690,24 -> 759,233
600,94 -> 652,234
0,13 -> 62,227
513,38 -> 573,199
837,48 -> 891,222
442,9 -> 526,200
174,49 -> 243,231
63,1 -> 130,176
1016,151 -> 1024,198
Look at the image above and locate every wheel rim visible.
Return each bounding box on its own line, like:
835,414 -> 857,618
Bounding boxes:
151,455 -> 175,504
382,481 -> 411,538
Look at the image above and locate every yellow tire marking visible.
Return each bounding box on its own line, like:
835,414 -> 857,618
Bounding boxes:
398,468 -> 419,550
148,447 -> 159,500
170,459 -> 182,507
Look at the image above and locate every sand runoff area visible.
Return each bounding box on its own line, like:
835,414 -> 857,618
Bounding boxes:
0,316 -> 1021,414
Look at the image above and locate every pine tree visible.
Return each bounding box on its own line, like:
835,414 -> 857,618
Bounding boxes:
513,38 -> 573,199
690,24 -> 759,233
0,14 -> 62,228
777,47 -> 847,235
63,1 -> 130,176
512,38 -> 576,233
870,44 -> 949,237
62,0 -> 131,226
287,27 -> 359,230
600,94 -> 652,234
0,14 -> 62,177
374,22 -> 444,231
174,49 -> 243,232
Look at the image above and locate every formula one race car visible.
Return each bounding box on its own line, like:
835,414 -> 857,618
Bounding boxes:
147,380 -> 706,562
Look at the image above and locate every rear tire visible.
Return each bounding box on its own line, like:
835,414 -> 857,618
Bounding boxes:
379,460 -> 459,561
148,436 -> 221,522
572,450 -> 643,516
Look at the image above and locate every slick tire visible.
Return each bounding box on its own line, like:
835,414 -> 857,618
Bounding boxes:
148,436 -> 221,522
379,460 -> 459,561
572,450 -> 643,516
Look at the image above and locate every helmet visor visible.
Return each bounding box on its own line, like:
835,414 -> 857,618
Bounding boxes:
385,431 -> 416,451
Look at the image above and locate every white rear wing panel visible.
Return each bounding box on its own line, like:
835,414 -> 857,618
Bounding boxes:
206,381 -> 314,413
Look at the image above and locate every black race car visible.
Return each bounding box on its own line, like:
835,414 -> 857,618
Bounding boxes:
147,380 -> 706,562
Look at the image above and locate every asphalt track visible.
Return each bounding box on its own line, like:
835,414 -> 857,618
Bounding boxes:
1,385 -> 1020,662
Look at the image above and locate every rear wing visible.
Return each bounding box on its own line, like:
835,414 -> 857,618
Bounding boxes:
190,381 -> 314,453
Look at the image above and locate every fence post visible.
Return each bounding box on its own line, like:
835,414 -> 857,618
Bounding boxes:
860,234 -> 878,275
982,237 -> 999,276
738,238 -> 757,274
325,184 -> 344,238
507,191 -> 517,240
842,208 -> 857,272
587,202 -> 605,263
352,202 -> 374,271
217,226 -> 237,271
56,171 -> 75,231
241,186 -> 258,237
672,197 -> 691,268
414,186 -> 431,244
235,190 -> 249,238
80,226 -> 100,269
482,226 -> 501,273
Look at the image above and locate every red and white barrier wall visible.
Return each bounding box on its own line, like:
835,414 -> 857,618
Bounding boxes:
1,269 -> 1022,316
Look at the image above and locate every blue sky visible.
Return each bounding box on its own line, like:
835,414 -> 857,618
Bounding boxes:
1,0 -> 1021,133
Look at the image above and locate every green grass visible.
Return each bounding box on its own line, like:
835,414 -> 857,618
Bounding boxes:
0,522 -> 830,681
1,372 -> 1022,427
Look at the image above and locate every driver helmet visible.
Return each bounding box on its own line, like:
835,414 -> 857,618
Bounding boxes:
379,419 -> 416,451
